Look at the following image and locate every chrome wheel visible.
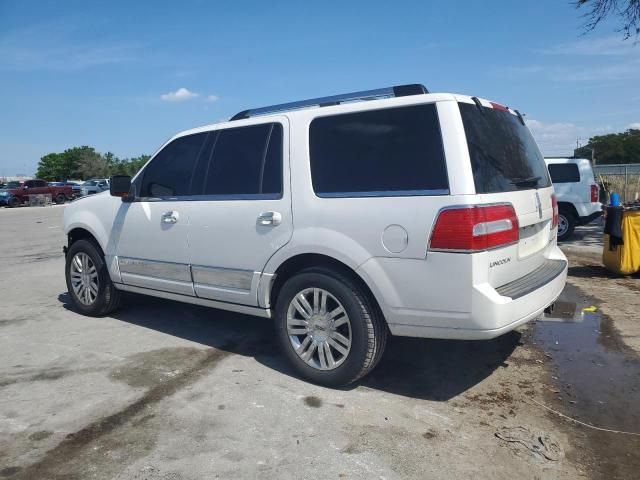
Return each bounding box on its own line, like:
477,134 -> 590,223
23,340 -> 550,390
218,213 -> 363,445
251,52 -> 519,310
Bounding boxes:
70,252 -> 99,305
558,214 -> 569,238
287,288 -> 352,371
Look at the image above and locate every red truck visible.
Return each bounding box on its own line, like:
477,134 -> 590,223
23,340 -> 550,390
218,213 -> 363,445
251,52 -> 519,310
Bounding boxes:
0,179 -> 73,207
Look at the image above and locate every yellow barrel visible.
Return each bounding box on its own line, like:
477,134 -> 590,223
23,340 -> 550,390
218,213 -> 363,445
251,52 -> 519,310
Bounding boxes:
603,210 -> 640,275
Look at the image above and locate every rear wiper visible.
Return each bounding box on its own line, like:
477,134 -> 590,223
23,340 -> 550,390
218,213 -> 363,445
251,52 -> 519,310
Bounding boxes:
510,176 -> 541,187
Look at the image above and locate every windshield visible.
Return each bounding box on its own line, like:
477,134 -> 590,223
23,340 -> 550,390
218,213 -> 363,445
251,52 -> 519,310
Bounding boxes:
83,181 -> 98,186
6,181 -> 21,188
459,102 -> 551,193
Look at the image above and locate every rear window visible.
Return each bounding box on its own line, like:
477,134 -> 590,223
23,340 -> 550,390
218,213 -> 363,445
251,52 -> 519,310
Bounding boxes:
309,104 -> 448,197
548,163 -> 580,183
459,102 -> 551,193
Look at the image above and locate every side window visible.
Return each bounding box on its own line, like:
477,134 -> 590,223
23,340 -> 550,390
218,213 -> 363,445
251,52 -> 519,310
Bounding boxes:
309,104 -> 448,196
548,164 -> 580,183
24,180 -> 34,188
35,180 -> 47,187
203,123 -> 282,196
140,132 -> 209,198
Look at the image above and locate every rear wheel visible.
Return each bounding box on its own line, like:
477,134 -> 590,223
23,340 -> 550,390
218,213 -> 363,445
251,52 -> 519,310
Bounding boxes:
274,267 -> 387,387
55,193 -> 66,204
65,239 -> 121,316
557,207 -> 576,241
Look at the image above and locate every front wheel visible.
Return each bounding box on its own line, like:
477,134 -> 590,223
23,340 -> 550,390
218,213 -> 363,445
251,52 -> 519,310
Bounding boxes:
8,197 -> 20,208
55,193 -> 66,204
65,239 -> 121,316
274,267 -> 387,387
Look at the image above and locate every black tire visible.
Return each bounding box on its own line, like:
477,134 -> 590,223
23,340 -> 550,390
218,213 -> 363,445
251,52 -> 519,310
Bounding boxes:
65,239 -> 122,316
274,266 -> 387,387
55,193 -> 66,204
557,207 -> 576,242
8,197 -> 20,208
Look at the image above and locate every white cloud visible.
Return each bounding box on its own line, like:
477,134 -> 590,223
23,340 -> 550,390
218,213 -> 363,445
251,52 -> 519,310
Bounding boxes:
538,36 -> 639,57
206,94 -> 219,102
628,123 -> 640,129
160,87 -> 199,102
526,119 -> 613,156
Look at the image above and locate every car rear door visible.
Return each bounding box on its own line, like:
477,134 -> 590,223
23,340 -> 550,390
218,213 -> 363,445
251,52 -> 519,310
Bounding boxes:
186,118 -> 293,306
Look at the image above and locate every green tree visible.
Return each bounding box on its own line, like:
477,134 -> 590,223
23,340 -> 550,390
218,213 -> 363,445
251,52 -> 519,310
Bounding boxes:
576,0 -> 640,39
575,128 -> 640,164
35,147 -> 150,180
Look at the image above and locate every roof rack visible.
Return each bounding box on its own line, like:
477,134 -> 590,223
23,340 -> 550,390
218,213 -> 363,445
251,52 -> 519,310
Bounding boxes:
229,83 -> 428,121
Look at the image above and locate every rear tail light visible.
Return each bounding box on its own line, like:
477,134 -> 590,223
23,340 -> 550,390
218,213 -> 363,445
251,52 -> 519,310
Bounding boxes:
591,184 -> 599,203
429,204 -> 519,252
551,194 -> 559,229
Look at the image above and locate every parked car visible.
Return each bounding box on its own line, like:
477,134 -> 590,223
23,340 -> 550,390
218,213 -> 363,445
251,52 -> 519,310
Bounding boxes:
50,181 -> 82,198
64,83 -> 567,386
544,157 -> 602,241
1,179 -> 73,207
79,179 -> 110,196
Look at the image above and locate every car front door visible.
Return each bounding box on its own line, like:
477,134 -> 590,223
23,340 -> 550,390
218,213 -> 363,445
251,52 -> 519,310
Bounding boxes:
187,118 -> 293,306
112,131 -> 211,296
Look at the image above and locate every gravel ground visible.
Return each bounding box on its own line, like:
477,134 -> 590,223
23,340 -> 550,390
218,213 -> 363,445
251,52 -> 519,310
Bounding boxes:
0,205 -> 638,479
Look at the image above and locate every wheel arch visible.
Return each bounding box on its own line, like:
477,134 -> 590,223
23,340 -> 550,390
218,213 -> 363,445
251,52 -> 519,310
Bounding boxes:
557,202 -> 578,219
67,226 -> 104,255
267,253 -> 386,325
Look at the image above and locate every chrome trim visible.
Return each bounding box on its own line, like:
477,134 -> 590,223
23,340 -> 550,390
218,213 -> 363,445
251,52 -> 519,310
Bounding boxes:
133,193 -> 283,202
191,265 -> 254,291
316,189 -> 449,199
118,257 -> 192,282
114,283 -> 271,318
120,272 -> 195,296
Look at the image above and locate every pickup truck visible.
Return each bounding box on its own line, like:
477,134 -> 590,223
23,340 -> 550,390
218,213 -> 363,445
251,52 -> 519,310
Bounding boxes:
544,157 -> 602,240
0,179 -> 73,207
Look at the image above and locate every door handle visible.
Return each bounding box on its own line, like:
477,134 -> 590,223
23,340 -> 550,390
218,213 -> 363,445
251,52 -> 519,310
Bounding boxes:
161,211 -> 179,224
257,211 -> 282,226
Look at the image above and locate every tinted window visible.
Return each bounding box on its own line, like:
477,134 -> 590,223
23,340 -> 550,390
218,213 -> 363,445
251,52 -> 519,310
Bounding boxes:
204,123 -> 282,196
140,132 -> 208,198
309,104 -> 448,196
459,102 -> 551,193
548,163 -> 580,183
24,181 -> 34,188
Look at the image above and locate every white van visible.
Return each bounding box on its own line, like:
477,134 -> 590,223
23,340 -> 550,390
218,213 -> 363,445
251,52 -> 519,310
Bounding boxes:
63,84 -> 567,386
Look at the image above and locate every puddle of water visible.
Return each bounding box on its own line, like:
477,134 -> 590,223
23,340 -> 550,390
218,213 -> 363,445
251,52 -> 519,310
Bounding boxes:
536,284 -> 640,431
533,283 -> 640,477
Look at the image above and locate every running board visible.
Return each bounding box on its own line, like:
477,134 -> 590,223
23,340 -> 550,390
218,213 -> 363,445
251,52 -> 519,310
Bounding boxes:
114,283 -> 271,319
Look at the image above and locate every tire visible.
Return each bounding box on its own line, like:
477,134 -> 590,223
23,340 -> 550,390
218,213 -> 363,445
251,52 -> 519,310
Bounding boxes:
65,239 -> 122,316
274,266 -> 387,387
8,197 -> 20,208
55,193 -> 66,204
557,207 -> 576,241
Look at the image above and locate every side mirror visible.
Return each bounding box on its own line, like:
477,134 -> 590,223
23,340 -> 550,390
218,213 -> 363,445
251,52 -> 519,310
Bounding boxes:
110,175 -> 132,199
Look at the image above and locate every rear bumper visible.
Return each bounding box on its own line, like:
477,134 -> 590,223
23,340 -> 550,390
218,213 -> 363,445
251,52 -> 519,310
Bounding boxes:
358,246 -> 567,340
578,210 -> 603,226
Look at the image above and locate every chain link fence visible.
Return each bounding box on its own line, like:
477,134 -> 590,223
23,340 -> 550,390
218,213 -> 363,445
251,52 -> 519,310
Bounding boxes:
593,164 -> 640,203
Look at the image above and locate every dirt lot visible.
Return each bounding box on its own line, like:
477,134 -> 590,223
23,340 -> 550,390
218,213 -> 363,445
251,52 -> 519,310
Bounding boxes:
1,206 -> 638,479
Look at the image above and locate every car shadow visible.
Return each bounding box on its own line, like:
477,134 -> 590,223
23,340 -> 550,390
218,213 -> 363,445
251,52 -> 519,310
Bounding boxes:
58,292 -> 519,401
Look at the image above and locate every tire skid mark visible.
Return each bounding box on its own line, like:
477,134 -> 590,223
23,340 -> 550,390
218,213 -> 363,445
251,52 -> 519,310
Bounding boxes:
11,347 -> 231,480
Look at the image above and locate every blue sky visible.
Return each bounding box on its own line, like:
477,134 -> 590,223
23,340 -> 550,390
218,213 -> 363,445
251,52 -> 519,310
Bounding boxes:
1,0 -> 639,176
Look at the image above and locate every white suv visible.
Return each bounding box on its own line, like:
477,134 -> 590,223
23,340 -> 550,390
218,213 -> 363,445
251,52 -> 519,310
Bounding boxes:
544,157 -> 602,240
63,84 -> 567,386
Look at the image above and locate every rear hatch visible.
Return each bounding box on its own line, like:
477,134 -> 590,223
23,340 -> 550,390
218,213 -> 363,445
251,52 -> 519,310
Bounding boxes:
457,98 -> 557,288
